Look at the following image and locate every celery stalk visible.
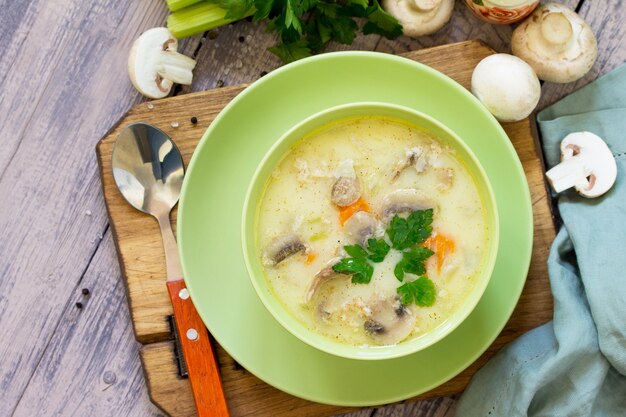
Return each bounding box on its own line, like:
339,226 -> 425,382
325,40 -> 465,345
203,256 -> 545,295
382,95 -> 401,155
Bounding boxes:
167,2 -> 254,39
166,0 -> 202,12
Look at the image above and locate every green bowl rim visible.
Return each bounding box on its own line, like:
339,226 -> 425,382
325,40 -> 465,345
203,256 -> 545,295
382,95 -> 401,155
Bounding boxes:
241,101 -> 500,360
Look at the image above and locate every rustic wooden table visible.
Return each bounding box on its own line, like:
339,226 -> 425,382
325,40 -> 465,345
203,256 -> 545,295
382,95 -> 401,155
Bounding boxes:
0,1 -> 623,416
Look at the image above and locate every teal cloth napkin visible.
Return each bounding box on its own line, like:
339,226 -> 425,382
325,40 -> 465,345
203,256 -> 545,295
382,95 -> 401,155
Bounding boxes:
456,64 -> 626,416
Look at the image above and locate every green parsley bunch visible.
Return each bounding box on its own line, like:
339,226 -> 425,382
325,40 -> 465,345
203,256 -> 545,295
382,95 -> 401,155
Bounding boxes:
167,0 -> 403,62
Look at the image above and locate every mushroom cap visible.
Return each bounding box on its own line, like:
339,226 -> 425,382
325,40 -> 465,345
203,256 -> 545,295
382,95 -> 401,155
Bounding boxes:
344,211 -> 378,246
511,3 -> 597,83
364,297 -> 416,345
381,0 -> 454,37
128,27 -> 180,99
381,189 -> 435,222
547,132 -> 616,198
471,53 -> 541,122
262,234 -> 306,266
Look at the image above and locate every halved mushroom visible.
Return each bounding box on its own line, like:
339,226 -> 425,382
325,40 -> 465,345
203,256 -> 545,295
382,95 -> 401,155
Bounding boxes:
128,27 -> 197,99
344,211 -> 378,246
512,3 -> 597,83
381,189 -> 435,221
263,234 -> 306,266
331,160 -> 361,207
364,296 -> 416,345
305,257 -> 348,302
545,132 -> 616,198
382,0 -> 454,37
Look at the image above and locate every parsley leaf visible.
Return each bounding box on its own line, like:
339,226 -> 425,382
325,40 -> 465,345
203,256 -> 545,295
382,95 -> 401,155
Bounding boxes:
311,18 -> 332,50
386,215 -> 410,249
366,238 -> 390,263
327,13 -> 358,45
284,0 -> 303,34
316,2 -> 340,18
217,0 -> 255,20
268,40 -> 312,62
362,0 -> 404,39
407,209 -> 434,245
347,0 -> 369,9
397,276 -> 436,307
393,246 -> 434,281
386,209 -> 433,250
332,257 -> 374,284
344,244 -> 369,259
252,0 -> 274,21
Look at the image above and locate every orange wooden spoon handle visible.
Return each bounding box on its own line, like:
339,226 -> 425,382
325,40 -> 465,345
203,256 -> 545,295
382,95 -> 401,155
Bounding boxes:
167,279 -> 230,417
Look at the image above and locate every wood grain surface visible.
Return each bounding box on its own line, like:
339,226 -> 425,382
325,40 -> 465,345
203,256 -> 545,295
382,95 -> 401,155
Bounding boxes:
1,0 -> 624,416
96,40 -> 555,417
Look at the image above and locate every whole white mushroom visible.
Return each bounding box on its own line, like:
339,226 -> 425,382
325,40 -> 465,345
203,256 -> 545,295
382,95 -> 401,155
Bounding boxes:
382,0 -> 454,37
471,54 -> 541,122
512,3 -> 597,83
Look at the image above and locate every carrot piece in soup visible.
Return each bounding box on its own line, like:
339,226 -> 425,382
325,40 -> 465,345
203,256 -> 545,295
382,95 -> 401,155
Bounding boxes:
424,233 -> 455,272
305,252 -> 317,264
338,197 -> 370,226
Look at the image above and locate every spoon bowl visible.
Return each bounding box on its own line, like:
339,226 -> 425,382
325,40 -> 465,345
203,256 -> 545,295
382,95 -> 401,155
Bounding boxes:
112,122 -> 184,217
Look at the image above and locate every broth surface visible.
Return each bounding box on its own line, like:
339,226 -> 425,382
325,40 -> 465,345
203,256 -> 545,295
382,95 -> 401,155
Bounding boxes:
257,117 -> 488,347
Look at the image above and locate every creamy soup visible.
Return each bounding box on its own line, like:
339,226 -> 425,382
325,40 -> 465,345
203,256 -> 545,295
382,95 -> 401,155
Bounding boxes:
256,116 -> 488,347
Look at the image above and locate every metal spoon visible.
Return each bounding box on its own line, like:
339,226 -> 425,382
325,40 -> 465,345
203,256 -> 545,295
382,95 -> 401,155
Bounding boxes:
112,122 -> 230,417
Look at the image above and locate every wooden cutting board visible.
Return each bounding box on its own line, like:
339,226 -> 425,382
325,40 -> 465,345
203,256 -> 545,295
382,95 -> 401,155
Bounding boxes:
96,40 -> 556,417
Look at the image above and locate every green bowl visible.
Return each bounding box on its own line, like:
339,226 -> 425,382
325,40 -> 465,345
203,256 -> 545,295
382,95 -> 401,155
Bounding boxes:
242,102 -> 499,361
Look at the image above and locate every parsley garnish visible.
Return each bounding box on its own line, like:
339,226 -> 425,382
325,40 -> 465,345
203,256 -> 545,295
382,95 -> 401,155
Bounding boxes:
332,257 -> 374,284
344,244 -> 369,259
333,239 -> 390,283
397,276 -> 436,307
366,238 -> 390,263
344,239 -> 391,263
393,246 -> 434,281
386,209 -> 433,250
332,208 -> 437,307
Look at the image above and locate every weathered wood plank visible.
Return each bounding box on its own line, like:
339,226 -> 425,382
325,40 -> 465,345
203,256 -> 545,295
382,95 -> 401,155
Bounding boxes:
336,410 -> 374,417
371,397 -> 457,417
11,232 -> 164,417
539,0 -> 626,108
0,0 -> 203,413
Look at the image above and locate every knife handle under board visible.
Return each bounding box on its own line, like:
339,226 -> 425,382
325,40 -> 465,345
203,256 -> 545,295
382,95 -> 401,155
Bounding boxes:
167,279 -> 230,417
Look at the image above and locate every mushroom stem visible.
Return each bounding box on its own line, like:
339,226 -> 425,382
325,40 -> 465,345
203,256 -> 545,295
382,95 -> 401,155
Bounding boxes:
545,156 -> 591,193
541,12 -> 573,47
157,50 -> 196,85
